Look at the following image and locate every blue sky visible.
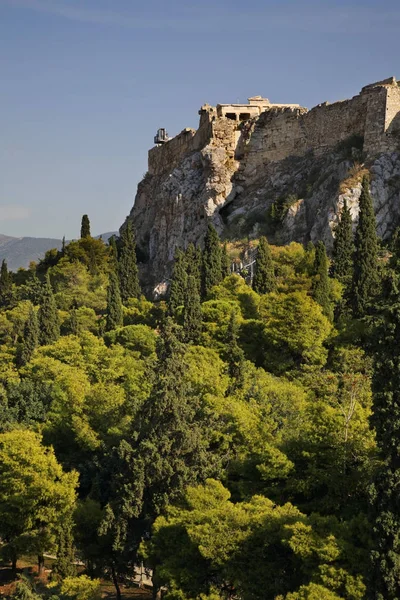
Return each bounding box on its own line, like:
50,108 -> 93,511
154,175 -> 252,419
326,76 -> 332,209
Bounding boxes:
1,0 -> 399,239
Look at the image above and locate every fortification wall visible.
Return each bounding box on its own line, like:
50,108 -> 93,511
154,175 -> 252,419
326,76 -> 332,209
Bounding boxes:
303,94 -> 367,153
147,78 -> 400,180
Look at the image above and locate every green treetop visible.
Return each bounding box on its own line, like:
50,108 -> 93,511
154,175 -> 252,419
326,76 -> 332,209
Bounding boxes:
185,243 -> 202,294
312,241 -> 333,321
333,199 -> 354,289
369,287 -> 400,600
202,223 -> 222,297
0,259 -> 13,308
253,236 -> 276,295
169,248 -> 187,317
106,271 -> 123,331
118,221 -> 141,302
80,214 -> 91,239
183,275 -> 202,344
38,275 -> 60,345
17,305 -> 39,367
0,429 -> 78,574
221,242 -> 231,279
225,311 -> 245,392
351,176 -> 378,318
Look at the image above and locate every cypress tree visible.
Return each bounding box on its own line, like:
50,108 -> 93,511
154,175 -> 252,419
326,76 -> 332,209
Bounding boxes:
252,236 -> 276,295
369,286 -> 400,599
118,221 -> 140,302
183,275 -> 202,344
106,271 -> 123,331
202,223 -> 222,297
169,248 -> 187,317
225,312 -> 245,392
80,214 -> 91,239
69,304 -> 79,335
109,235 -> 119,271
332,200 -> 354,288
221,242 -> 231,279
52,517 -> 77,580
312,241 -> 333,321
16,306 -> 39,367
0,259 -> 13,308
37,275 -> 60,345
185,243 -> 202,294
351,175 -> 378,318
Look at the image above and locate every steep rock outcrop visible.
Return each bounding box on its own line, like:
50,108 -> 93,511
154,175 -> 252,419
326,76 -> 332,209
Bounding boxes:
124,78 -> 400,293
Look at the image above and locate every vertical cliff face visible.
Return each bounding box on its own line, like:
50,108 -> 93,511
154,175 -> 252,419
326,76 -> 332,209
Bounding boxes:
124,78 -> 400,293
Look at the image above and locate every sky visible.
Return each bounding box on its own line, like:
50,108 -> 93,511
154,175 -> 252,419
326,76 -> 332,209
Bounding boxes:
1,0 -> 399,239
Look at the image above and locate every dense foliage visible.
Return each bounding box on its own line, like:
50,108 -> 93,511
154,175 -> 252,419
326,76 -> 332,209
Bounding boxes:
0,196 -> 397,600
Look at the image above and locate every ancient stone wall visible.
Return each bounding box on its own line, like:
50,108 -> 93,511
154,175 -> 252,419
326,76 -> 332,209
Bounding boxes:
147,78 -> 400,181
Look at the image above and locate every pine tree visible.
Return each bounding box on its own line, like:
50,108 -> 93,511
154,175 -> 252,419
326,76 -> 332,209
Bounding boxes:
17,306 -> 39,367
37,275 -> 60,345
52,517 -> 77,580
202,223 -> 222,297
0,259 -> 13,308
169,248 -> 187,317
118,221 -> 140,302
221,242 -> 231,279
183,275 -> 202,344
332,200 -> 354,287
225,312 -> 245,392
80,214 -> 91,239
252,236 -> 276,295
369,286 -> 400,600
351,175 -> 378,318
106,271 -> 123,331
312,241 -> 333,321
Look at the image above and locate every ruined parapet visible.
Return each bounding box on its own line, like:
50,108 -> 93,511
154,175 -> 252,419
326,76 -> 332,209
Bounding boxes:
147,77 -> 400,180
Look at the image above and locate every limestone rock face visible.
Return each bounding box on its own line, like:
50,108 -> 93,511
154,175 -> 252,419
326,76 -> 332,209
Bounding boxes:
124,78 -> 400,293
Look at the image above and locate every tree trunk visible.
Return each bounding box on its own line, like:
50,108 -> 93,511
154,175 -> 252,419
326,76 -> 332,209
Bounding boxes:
11,555 -> 17,576
152,566 -> 162,600
38,554 -> 45,575
111,564 -> 122,600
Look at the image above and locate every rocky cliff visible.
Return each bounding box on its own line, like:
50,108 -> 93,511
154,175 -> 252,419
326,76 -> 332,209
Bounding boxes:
124,77 -> 400,294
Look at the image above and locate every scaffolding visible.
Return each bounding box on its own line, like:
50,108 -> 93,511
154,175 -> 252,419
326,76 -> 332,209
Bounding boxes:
230,247 -> 258,285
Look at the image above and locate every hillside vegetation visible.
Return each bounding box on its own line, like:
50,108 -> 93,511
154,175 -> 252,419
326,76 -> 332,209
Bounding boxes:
0,184 -> 400,600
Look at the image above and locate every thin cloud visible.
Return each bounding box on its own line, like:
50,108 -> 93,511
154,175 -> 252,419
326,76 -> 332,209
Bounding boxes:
1,0 -> 400,34
0,204 -> 31,222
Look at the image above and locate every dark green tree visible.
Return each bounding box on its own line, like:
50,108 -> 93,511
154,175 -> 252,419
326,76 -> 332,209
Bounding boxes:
185,243 -> 202,294
221,242 -> 231,279
183,275 -> 202,344
118,221 -> 140,302
369,284 -> 400,600
16,306 -> 39,367
169,248 -> 187,317
80,214 -> 91,239
52,517 -> 77,580
100,319 -> 221,598
202,223 -> 222,297
312,241 -> 333,321
332,200 -> 354,287
69,303 -> 79,335
37,275 -> 60,345
0,259 -> 13,308
351,176 -> 378,318
106,271 -> 123,331
252,236 -> 276,295
225,312 -> 245,392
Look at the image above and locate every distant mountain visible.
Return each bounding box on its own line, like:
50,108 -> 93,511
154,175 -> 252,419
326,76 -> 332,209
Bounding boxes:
0,232 -> 118,272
